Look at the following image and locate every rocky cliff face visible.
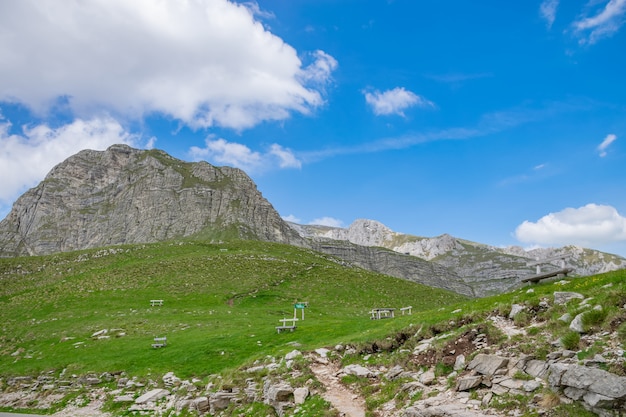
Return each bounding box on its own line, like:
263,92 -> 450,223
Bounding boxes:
0,144 -> 305,256
293,219 -> 626,296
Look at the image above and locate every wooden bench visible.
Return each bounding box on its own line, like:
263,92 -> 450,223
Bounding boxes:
370,308 -> 395,320
276,318 -> 298,333
521,268 -> 573,284
400,306 -> 412,315
152,336 -> 167,348
150,299 -> 164,307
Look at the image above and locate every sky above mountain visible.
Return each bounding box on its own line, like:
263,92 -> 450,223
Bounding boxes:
1,0 -> 626,256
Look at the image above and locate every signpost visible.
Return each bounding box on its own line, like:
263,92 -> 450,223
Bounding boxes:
294,302 -> 308,320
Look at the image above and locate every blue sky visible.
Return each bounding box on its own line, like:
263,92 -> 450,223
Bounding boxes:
1,0 -> 626,256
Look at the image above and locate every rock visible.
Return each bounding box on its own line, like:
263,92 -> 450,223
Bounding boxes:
456,376 -> 482,391
114,395 -> 134,403
454,354 -> 466,371
192,396 -> 209,412
265,382 -> 293,403
569,313 -> 586,333
524,359 -> 548,378
403,403 -> 493,416
509,304 -> 525,319
314,348 -> 330,358
91,329 -> 107,338
135,388 -> 170,404
209,391 -> 238,414
285,350 -> 302,361
467,354 -> 509,377
558,313 -> 572,323
293,387 -> 309,404
522,380 -> 541,392
343,364 -> 374,378
386,365 -> 404,380
163,371 -> 181,387
554,292 -> 584,305
418,369 -> 435,386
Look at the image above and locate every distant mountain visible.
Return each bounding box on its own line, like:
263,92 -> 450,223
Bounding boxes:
290,219 -> 626,296
0,144 -> 305,256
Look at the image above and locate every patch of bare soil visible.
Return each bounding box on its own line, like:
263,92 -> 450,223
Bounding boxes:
308,356 -> 367,417
412,327 -> 487,368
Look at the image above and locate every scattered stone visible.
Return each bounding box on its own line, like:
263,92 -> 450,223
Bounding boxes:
343,364 -> 375,378
456,376 -> 482,391
135,388 -> 170,404
454,354 -> 466,371
91,329 -> 108,338
509,304 -> 525,319
285,350 -> 302,361
558,313 -> 572,323
419,370 -> 436,386
553,292 -> 584,305
293,387 -> 309,404
569,313 -> 586,333
467,354 -> 509,377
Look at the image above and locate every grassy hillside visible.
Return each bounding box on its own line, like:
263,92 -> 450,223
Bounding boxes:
0,240 -> 467,379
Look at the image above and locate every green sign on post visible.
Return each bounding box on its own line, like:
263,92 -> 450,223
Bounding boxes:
294,302 -> 307,320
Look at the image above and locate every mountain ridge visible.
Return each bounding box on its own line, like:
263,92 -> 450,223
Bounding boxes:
0,144 -> 624,297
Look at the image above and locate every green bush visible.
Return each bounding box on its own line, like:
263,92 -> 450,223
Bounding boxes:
560,331 -> 580,350
581,309 -> 608,331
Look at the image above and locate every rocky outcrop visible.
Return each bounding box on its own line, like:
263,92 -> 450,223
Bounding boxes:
309,238 -> 475,297
293,220 -> 626,296
0,144 -> 305,256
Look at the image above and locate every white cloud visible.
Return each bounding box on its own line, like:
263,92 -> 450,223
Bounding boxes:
540,0 -> 559,29
364,87 -> 434,117
0,117 -> 141,207
0,0 -> 335,130
282,214 -> 301,223
189,137 -> 301,173
597,133 -> 617,157
309,217 -> 344,227
572,0 -> 626,44
515,204 -> 626,247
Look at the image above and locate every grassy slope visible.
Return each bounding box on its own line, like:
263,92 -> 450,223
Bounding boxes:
0,240 -> 467,379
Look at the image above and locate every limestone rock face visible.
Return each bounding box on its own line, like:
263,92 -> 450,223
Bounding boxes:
0,144 -> 304,256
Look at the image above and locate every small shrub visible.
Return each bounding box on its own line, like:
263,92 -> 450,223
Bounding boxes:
581,308 -> 607,331
513,311 -> 531,326
559,331 -> 580,350
527,326 -> 540,336
539,390 -> 561,408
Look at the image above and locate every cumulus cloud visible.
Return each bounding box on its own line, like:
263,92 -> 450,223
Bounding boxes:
309,217 -> 344,227
515,204 -> 626,247
188,136 -> 301,173
0,0 -> 336,130
364,87 -> 434,116
282,214 -> 301,223
597,133 -> 617,157
540,0 -> 559,29
572,0 -> 626,44
0,117 -> 142,207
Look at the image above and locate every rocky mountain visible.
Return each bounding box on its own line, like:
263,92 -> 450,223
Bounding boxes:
291,219 -> 626,296
1,144 -> 623,298
0,144 -> 305,256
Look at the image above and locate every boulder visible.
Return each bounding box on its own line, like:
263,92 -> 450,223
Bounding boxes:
509,304 -> 525,319
343,364 -> 374,378
569,313 -> 586,333
135,388 -> 169,404
554,292 -> 584,305
293,387 -> 309,405
456,376 -> 482,391
209,391 -> 238,414
192,396 -> 209,413
467,354 -> 509,377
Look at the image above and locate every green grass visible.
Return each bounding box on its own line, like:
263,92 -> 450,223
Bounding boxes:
0,239 -> 467,379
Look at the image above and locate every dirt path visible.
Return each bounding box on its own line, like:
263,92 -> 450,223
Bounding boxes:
308,357 -> 367,417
